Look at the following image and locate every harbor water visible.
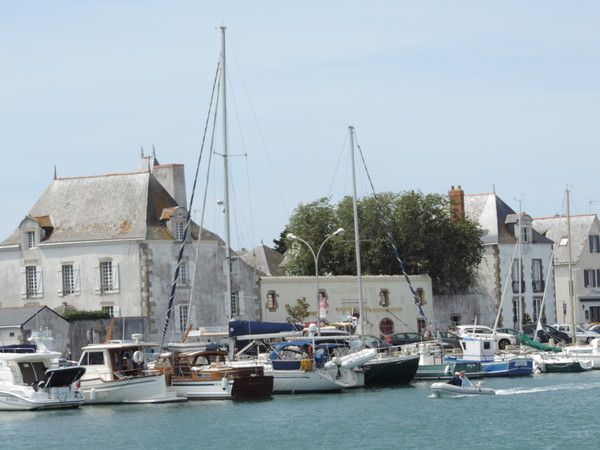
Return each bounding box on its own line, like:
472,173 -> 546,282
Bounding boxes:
3,371 -> 600,449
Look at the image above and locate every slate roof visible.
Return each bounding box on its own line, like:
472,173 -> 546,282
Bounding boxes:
0,306 -> 65,327
532,214 -> 596,264
239,244 -> 285,276
1,170 -> 220,245
464,193 -> 552,246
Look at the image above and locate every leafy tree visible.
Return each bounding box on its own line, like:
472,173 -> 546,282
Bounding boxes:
282,191 -> 483,295
284,297 -> 311,323
272,228 -> 288,254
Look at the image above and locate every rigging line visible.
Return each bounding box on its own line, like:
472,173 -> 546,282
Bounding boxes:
225,66 -> 255,248
354,136 -> 434,331
185,65 -> 222,329
385,308 -> 420,334
227,33 -> 289,216
160,57 -> 221,349
535,193 -> 568,338
326,132 -> 349,199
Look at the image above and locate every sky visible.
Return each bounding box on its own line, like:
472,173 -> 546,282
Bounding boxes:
1,1 -> 599,251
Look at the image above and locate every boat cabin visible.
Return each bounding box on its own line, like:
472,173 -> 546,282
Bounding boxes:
460,336 -> 496,362
78,342 -> 157,381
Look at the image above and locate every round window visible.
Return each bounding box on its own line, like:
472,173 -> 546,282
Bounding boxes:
379,318 -> 395,335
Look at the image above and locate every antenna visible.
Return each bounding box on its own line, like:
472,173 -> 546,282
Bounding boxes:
140,145 -> 144,158
53,165 -> 57,180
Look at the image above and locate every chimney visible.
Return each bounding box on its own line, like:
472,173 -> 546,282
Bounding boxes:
449,185 -> 465,221
152,163 -> 188,207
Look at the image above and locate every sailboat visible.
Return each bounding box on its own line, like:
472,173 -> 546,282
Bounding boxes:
156,26 -> 273,400
345,126 -> 420,385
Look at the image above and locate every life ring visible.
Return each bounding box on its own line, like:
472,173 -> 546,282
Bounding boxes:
132,350 -> 145,364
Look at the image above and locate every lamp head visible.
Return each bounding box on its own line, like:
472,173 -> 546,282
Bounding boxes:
333,228 -> 345,236
286,233 -> 297,240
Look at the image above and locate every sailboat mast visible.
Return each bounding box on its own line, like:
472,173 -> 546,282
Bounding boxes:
566,186 -> 577,345
349,126 -> 365,338
517,199 -> 523,334
220,26 -> 233,323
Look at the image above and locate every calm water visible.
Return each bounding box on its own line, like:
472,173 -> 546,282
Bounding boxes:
3,371 -> 600,449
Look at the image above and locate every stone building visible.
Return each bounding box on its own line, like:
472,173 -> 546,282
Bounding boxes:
433,187 -> 557,329
0,154 -> 259,344
259,275 -> 433,337
533,214 -> 600,325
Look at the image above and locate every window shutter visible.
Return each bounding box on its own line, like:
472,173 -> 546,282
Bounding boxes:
74,264 -> 81,295
36,265 -> 43,296
93,266 -> 101,294
113,263 -> 120,292
584,270 -> 590,288
20,267 -> 27,299
590,236 -> 594,253
57,267 -> 63,297
189,304 -> 197,328
239,291 -> 244,315
174,305 -> 182,333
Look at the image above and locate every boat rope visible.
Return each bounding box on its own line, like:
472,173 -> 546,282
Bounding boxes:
354,140 -> 433,331
160,58 -> 221,349
184,66 -> 222,331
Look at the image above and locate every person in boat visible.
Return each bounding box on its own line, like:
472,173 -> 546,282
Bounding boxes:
447,371 -> 462,386
458,370 -> 473,388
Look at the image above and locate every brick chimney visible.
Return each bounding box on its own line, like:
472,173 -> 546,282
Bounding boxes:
449,185 -> 465,221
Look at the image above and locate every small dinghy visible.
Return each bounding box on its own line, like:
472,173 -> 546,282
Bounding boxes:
430,382 -> 495,397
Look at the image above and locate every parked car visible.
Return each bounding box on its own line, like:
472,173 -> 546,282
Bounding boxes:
389,332 -> 422,346
455,325 -> 518,349
586,324 -> 600,334
552,324 -> 599,344
522,323 -> 570,344
496,328 -> 520,338
436,331 -> 461,350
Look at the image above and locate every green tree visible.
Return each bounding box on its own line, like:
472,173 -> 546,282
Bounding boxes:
282,191 -> 483,294
284,297 -> 311,323
272,228 -> 288,254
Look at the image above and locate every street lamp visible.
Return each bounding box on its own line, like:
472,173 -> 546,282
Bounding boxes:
287,228 -> 345,336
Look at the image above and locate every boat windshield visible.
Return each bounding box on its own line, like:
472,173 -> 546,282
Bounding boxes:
18,361 -> 47,386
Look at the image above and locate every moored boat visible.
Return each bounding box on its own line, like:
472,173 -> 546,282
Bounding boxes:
0,345 -> 85,411
78,336 -> 186,404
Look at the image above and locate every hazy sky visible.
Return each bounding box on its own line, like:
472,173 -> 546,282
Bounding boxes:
1,1 -> 599,250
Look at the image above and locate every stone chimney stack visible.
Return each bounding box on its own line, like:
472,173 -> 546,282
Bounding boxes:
449,185 -> 465,221
152,163 -> 188,207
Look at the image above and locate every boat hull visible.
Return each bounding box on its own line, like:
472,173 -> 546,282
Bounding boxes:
481,358 -> 533,377
80,374 -> 185,404
363,354 -> 419,385
415,362 -> 485,380
430,382 -> 495,396
0,388 -> 84,411
270,369 -> 349,393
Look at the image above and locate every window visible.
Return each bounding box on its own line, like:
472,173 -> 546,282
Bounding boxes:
266,290 -> 278,312
559,238 -> 569,246
26,231 -> 36,249
379,318 -> 395,335
97,261 -> 119,294
520,226 -> 529,243
62,264 -> 74,295
590,235 -> 600,253
583,269 -> 600,288
511,259 -> 525,293
102,305 -> 115,317
416,287 -> 426,305
231,291 -> 240,317
531,259 -> 544,293
175,222 -> 186,241
378,288 -> 390,307
25,266 -> 38,298
176,304 -> 189,333
80,351 -> 105,365
532,297 -> 546,323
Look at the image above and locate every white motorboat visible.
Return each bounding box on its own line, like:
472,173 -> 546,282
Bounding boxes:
0,346 -> 85,410
430,381 -> 495,397
78,336 -> 186,404
562,338 -> 600,369
532,352 -> 592,373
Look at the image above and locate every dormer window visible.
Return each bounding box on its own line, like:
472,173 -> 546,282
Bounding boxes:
26,231 -> 36,249
589,235 -> 600,253
521,226 -> 530,243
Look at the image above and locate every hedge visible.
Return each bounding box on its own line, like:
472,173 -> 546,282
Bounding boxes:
63,310 -> 111,322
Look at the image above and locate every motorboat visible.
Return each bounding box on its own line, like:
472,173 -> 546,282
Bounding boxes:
402,341 -> 484,381
430,381 -> 495,397
562,338 -> 600,369
0,345 -> 85,410
362,351 -> 420,385
78,335 -> 186,404
531,352 -> 593,373
154,350 -> 273,400
263,340 -> 376,393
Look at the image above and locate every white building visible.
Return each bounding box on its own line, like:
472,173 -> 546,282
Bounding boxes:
441,188 -> 557,328
533,214 -> 600,325
0,154 -> 259,343
259,275 -> 433,337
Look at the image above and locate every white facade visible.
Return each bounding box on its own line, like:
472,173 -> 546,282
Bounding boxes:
260,275 -> 433,336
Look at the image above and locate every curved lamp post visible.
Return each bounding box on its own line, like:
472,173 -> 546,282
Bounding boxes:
287,228 -> 345,336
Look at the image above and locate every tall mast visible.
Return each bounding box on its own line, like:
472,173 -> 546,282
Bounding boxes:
566,186 -> 576,344
220,26 -> 233,322
349,126 -> 365,338
517,199 -> 523,334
